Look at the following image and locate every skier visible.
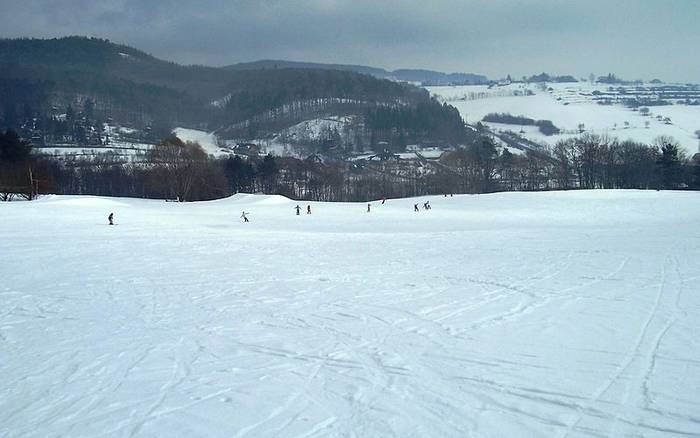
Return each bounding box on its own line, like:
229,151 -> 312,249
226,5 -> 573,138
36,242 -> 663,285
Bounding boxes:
108,212 -> 114,225
424,201 -> 431,210
381,197 -> 386,205
240,211 -> 249,223
307,205 -> 312,214
414,203 -> 419,212
295,205 -> 301,215
367,203 -> 371,213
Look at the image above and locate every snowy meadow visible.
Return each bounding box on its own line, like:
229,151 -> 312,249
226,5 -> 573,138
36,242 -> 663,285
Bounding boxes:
429,83 -> 700,156
1,191 -> 700,437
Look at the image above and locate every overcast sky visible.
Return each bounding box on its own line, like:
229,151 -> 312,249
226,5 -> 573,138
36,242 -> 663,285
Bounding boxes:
0,0 -> 697,82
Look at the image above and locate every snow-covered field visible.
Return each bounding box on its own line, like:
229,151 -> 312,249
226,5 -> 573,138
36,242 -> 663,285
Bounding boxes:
2,191 -> 700,437
429,84 -> 700,156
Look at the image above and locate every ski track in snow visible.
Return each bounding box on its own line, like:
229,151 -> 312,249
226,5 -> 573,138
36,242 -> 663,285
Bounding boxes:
1,190 -> 700,437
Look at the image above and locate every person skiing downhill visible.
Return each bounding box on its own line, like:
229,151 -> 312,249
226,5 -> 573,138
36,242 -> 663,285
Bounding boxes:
295,205 -> 301,215
307,205 -> 312,214
414,203 -> 419,212
367,203 -> 371,213
108,212 -> 114,225
240,211 -> 249,222
424,201 -> 431,210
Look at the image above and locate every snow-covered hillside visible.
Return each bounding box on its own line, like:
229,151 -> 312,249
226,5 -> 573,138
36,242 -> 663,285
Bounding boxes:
429,83 -> 700,155
173,127 -> 230,157
227,116 -> 357,157
2,191 -> 700,437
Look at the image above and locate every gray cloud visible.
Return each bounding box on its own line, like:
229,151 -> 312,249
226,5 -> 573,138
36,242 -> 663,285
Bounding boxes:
0,0 -> 697,82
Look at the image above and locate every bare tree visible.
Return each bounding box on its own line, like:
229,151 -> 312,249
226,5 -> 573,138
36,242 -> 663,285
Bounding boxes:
146,136 -> 208,201
552,139 -> 575,189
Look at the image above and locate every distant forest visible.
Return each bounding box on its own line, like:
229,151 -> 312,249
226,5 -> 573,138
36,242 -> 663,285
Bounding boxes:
0,37 -> 468,151
2,128 -> 699,202
225,60 -> 490,85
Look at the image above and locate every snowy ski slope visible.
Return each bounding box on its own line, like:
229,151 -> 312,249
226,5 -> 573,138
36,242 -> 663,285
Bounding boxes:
2,191 -> 700,437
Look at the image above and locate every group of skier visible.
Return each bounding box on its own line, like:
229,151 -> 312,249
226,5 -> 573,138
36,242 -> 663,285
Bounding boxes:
414,201 -> 431,212
107,197 -> 440,225
233,198 -> 436,223
365,197 -> 434,216
294,205 -> 312,215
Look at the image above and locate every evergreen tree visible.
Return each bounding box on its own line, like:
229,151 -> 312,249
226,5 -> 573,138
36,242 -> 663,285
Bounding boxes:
0,129 -> 32,163
66,105 -> 75,122
256,154 -> 279,192
657,142 -> 683,189
224,155 -> 255,193
498,147 -> 515,190
692,160 -> 700,190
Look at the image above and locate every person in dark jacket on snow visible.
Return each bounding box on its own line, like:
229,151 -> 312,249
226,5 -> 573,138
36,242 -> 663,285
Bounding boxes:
108,212 -> 114,225
307,205 -> 312,214
295,205 -> 301,215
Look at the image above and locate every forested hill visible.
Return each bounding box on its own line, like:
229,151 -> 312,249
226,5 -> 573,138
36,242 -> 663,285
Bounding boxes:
0,36 -> 235,99
226,60 -> 489,85
0,36 -> 467,148
0,37 -> 237,130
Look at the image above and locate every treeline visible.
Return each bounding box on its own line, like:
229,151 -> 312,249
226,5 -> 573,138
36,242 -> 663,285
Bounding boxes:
442,134 -> 699,193
21,147 -> 433,203
3,130 -> 463,202
482,113 -> 560,136
3,129 -> 699,203
548,135 -> 696,190
526,73 -> 578,83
